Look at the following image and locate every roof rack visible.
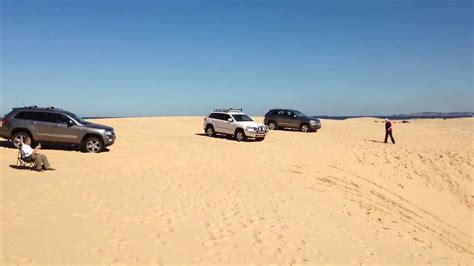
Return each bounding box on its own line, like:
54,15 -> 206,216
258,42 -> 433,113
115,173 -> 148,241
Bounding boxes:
14,106 -> 62,111
213,108 -> 243,113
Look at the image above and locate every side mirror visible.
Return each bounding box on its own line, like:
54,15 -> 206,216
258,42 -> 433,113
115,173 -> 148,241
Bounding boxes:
293,114 -> 297,118
67,120 -> 75,127
227,118 -> 233,122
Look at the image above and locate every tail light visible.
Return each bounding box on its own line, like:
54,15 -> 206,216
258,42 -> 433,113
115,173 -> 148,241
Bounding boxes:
1,117 -> 8,126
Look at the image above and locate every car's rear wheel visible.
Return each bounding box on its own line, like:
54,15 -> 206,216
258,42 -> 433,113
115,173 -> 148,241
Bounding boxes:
235,129 -> 246,142
12,131 -> 31,148
268,121 -> 277,130
83,137 -> 104,153
205,125 -> 215,137
300,124 -> 310,133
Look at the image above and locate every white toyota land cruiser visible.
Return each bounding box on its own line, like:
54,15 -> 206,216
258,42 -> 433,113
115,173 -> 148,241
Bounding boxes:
203,109 -> 269,142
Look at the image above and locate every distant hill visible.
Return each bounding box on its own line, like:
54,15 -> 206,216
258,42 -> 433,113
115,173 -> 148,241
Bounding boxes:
317,112 -> 473,120
393,112 -> 473,118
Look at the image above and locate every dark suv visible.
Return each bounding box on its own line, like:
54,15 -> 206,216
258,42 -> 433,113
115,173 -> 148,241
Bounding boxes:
0,106 -> 116,153
264,109 -> 322,132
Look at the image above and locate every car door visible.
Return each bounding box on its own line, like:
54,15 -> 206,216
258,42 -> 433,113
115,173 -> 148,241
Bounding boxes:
285,111 -> 300,128
276,110 -> 288,127
48,113 -> 82,144
30,112 -> 59,142
212,113 -> 225,134
13,111 -> 49,142
278,110 -> 295,128
221,114 -> 235,134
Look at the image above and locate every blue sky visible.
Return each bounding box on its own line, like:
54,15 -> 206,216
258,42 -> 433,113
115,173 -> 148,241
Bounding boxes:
1,0 -> 472,117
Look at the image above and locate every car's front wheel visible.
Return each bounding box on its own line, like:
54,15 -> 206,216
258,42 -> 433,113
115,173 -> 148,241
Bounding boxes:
300,124 -> 310,133
235,129 -> 246,142
83,137 -> 104,153
12,131 -> 31,148
256,137 -> 265,141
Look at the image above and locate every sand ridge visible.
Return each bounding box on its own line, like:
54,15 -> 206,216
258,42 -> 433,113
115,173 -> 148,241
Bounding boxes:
1,117 -> 473,264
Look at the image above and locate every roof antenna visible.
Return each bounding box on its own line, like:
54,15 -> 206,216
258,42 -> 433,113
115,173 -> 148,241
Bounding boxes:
22,102 -> 26,107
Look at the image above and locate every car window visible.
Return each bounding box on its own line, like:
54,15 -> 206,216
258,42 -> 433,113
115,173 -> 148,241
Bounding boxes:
15,111 -> 36,120
35,112 -> 55,123
50,113 -> 70,124
64,111 -> 88,124
277,111 -> 285,116
232,114 -> 253,122
266,110 -> 276,116
14,111 -> 51,121
209,113 -> 221,119
223,114 -> 232,121
293,111 -> 306,117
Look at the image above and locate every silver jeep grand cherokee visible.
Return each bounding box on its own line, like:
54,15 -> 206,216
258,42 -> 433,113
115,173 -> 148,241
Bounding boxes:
0,106 -> 116,153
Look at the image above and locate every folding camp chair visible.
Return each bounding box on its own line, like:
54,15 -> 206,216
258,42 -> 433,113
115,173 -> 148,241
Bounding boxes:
16,144 -> 36,168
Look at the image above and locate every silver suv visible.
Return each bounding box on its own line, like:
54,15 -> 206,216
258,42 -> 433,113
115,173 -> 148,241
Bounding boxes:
0,106 -> 116,153
203,109 -> 268,141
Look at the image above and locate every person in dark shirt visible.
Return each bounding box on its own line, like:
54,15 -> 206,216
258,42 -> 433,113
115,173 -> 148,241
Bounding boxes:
384,118 -> 395,144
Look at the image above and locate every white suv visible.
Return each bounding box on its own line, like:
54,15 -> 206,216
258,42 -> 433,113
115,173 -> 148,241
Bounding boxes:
203,109 -> 269,141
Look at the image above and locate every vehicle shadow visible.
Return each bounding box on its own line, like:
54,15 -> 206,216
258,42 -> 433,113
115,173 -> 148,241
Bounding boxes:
0,140 -> 12,148
272,128 -> 318,133
194,133 -> 254,142
0,140 -> 110,152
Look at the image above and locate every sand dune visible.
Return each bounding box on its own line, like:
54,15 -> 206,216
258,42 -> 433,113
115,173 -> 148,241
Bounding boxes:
1,117 -> 472,264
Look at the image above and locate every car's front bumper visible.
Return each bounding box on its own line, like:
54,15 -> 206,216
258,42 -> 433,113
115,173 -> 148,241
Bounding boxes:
103,134 -> 116,146
244,129 -> 268,138
310,123 -> 322,131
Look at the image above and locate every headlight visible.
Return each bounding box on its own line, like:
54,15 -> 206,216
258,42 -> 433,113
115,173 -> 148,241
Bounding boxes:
310,120 -> 317,125
105,130 -> 114,136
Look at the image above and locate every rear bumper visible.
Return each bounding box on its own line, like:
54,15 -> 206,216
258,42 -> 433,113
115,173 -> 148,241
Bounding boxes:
0,127 -> 10,139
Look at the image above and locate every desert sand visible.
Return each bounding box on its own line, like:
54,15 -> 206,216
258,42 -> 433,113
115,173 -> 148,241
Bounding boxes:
1,117 -> 473,264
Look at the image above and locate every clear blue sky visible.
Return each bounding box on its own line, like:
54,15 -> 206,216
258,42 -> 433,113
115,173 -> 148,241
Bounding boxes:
1,0 -> 472,117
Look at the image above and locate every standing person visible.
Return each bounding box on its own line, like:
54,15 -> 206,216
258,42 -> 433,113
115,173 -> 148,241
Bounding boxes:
384,118 -> 395,144
20,137 -> 55,171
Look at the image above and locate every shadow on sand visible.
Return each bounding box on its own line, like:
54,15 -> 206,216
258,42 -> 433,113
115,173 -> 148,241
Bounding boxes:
0,140 -> 109,152
274,128 -> 317,133
194,133 -> 257,142
366,139 -> 386,144
9,164 -> 35,171
0,140 -> 12,148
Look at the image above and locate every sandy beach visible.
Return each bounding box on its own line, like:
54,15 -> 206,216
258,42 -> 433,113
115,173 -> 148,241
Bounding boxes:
1,117 -> 472,264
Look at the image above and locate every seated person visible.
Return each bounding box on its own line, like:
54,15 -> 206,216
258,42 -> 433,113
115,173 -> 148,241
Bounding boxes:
20,137 -> 55,171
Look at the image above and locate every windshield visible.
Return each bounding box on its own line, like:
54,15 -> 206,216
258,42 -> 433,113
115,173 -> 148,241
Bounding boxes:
65,112 -> 88,124
293,111 -> 306,117
232,114 -> 253,122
